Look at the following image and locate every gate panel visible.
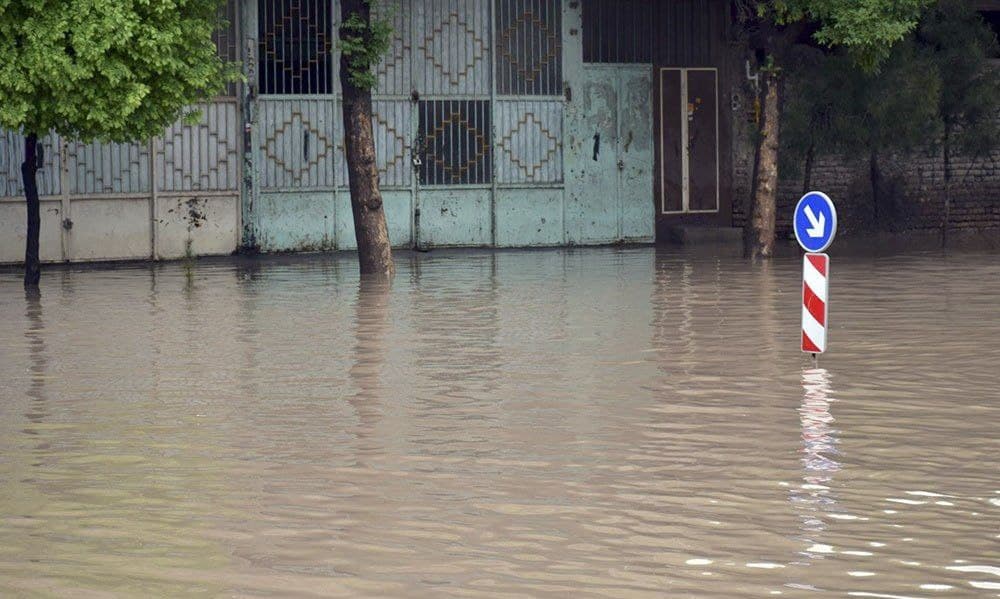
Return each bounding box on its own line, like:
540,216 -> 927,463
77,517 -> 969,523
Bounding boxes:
157,103 -> 239,193
68,141 -> 150,195
495,0 -> 562,96
495,100 -> 563,184
336,100 -> 412,189
413,0 -> 491,97
374,0 -> 412,97
620,68 -> 653,240
259,98 -> 336,190
564,67 -> 618,244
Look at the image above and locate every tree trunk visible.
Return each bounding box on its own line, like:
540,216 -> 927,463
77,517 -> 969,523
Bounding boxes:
747,71 -> 781,259
942,127 -> 951,247
22,133 -> 41,288
802,141 -> 815,195
869,150 -> 881,229
339,0 -> 394,277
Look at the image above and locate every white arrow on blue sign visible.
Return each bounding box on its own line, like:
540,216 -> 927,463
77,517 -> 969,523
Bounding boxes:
793,191 -> 837,253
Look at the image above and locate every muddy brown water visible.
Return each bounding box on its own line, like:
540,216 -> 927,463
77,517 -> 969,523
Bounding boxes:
1,247 -> 997,597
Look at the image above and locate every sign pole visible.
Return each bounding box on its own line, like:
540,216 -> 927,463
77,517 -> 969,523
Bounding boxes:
793,192 -> 837,356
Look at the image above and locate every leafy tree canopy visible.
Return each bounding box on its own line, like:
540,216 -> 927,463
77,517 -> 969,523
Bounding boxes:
0,0 -> 235,142
781,0 -> 1000,172
759,0 -> 932,69
919,0 -> 1000,154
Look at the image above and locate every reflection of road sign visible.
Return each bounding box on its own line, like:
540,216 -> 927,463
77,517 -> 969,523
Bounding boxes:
794,192 -> 837,253
802,253 -> 829,354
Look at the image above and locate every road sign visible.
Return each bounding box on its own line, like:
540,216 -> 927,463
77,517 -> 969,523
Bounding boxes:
801,253 -> 829,354
794,192 -> 837,253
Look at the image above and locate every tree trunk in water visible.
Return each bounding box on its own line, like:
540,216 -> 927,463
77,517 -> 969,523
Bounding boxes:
869,151 -> 881,229
22,133 -> 41,288
747,72 -> 781,259
942,128 -> 951,247
802,142 -> 815,195
339,0 -> 394,277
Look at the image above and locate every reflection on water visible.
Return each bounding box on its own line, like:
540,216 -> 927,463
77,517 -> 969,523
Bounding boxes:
0,247 -> 998,597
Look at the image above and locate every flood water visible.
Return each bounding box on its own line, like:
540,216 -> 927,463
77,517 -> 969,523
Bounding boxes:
1,247 -> 998,597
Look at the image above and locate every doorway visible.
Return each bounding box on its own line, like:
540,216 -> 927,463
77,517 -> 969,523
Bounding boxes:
658,67 -> 719,215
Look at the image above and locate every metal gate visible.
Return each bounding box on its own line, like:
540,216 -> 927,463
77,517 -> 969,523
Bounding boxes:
564,64 -> 654,244
246,0 -> 566,252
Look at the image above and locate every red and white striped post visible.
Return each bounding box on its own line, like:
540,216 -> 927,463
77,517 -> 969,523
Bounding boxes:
801,253 -> 829,354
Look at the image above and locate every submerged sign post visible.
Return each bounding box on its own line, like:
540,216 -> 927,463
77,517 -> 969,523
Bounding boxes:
793,192 -> 837,355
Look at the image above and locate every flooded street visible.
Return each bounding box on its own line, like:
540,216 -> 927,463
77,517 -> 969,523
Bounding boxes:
1,247 -> 998,597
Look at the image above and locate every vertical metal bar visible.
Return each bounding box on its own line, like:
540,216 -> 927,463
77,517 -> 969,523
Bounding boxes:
262,0 -> 268,94
449,101 -> 456,183
150,137 -> 158,260
58,139 -> 70,261
489,0 -> 497,242
409,2 -> 418,248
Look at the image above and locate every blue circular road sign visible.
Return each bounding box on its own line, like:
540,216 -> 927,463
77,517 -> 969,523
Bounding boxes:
793,191 -> 837,253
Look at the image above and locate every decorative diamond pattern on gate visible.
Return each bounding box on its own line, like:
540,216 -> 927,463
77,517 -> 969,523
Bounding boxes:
68,141 -> 150,195
260,98 -> 336,189
373,0 -> 411,96
496,101 -> 563,184
335,100 -> 411,188
265,113 -> 332,177
157,103 -> 239,192
418,101 -> 491,185
258,0 -> 334,94
495,0 -> 562,95
415,1 -> 491,95
421,13 -> 487,87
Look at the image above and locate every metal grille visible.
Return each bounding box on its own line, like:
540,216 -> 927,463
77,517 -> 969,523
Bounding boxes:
68,141 -> 150,195
214,0 -> 240,96
582,0 -> 653,63
417,100 -> 491,185
657,0 -> 714,66
414,0 -> 491,97
495,0 -> 562,95
258,0 -> 334,95
496,100 -> 562,183
0,131 -> 61,198
156,103 -> 240,192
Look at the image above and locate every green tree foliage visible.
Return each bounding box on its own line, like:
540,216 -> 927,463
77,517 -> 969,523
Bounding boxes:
339,0 -> 392,91
739,0 -> 933,256
782,39 -> 942,172
1,0 -> 236,286
919,0 -> 1000,160
0,0 -> 235,142
762,0 -> 931,69
780,1 -> 999,234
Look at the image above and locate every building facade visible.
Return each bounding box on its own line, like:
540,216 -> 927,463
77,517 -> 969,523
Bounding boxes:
1,0 -> 741,264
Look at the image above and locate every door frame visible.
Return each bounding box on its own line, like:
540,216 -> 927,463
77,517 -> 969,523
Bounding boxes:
658,67 -> 720,216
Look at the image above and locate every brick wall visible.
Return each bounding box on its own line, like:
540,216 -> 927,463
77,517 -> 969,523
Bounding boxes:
731,94 -> 1000,237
